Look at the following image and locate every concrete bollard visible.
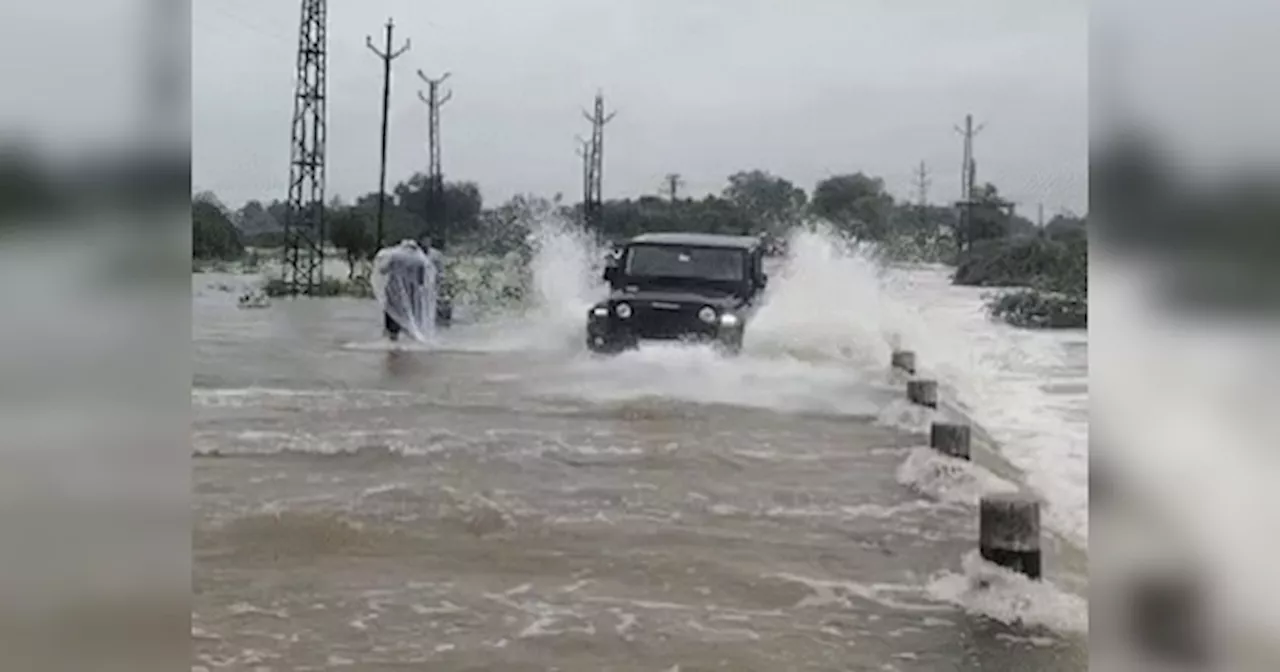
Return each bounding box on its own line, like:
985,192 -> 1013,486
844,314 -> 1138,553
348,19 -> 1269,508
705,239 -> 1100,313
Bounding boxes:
906,379 -> 938,409
979,493 -> 1041,579
890,350 -> 917,375
929,422 -> 971,460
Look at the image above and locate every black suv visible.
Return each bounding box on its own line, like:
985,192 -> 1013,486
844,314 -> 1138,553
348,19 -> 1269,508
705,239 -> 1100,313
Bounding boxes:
586,232 -> 769,355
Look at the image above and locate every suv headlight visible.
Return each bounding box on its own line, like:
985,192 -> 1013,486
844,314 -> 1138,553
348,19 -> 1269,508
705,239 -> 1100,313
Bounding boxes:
615,302 -> 632,319
697,306 -> 717,323
719,313 -> 739,327
591,306 -> 608,318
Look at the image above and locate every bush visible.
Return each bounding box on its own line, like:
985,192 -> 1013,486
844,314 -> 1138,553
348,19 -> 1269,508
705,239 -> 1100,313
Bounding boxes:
955,232 -> 1085,292
956,225 -> 1087,329
987,288 -> 1087,329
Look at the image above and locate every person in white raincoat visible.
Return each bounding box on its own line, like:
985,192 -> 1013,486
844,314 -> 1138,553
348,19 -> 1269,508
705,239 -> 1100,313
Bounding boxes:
371,239 -> 437,342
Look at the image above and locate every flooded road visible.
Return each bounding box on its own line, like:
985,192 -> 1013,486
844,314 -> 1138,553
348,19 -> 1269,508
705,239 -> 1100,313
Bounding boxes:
193,270 -> 1087,671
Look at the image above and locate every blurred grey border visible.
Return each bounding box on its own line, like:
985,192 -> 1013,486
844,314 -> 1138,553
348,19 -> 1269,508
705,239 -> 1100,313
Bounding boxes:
1093,1 -> 1280,670
0,1 -> 190,670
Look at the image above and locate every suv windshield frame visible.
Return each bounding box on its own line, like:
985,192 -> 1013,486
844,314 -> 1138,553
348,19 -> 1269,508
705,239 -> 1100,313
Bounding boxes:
622,244 -> 748,284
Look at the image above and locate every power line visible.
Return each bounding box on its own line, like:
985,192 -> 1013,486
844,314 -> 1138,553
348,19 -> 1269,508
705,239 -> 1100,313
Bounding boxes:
366,17 -> 411,250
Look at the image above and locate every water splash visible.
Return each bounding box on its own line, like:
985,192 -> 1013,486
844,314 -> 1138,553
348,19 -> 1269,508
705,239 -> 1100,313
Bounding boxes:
749,224 -> 928,369
926,551 -> 1088,634
446,211 -> 607,353
524,214 -> 608,337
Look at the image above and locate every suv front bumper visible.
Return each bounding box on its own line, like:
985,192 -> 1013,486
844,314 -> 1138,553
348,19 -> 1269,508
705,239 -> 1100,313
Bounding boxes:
586,310 -> 743,351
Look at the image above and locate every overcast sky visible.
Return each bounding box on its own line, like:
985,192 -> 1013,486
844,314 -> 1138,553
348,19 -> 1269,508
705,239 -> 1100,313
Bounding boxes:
193,0 -> 1087,215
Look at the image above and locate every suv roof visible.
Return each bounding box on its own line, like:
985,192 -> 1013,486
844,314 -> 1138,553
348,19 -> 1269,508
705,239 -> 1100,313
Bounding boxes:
626,232 -> 761,250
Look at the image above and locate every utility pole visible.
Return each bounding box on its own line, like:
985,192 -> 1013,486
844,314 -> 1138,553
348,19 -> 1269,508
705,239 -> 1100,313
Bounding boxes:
574,135 -> 591,221
1038,202 -> 1045,227
282,0 -> 328,296
417,70 -> 452,249
954,114 -> 985,201
662,173 -> 683,202
366,18 -> 410,250
953,114 -> 985,252
581,91 -> 617,232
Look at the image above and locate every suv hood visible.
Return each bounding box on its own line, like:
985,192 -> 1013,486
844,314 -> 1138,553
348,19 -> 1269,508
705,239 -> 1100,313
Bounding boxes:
608,288 -> 743,309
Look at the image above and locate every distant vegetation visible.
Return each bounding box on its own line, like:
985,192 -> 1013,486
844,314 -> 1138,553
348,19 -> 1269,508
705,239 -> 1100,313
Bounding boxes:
192,192 -> 244,263
192,165 -> 1088,328
946,184 -> 1088,328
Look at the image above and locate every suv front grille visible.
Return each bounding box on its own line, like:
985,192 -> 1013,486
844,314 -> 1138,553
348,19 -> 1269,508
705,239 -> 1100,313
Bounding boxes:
632,303 -> 713,339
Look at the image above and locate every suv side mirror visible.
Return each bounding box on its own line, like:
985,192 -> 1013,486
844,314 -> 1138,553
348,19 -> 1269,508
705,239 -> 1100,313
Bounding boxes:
758,272 -> 769,289
603,266 -> 619,284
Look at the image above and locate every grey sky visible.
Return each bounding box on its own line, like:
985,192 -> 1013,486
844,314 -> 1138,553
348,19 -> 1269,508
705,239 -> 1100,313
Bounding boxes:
194,0 -> 1087,215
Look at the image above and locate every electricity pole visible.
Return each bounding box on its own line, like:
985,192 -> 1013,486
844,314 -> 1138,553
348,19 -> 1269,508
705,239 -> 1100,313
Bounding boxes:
574,135 -> 591,220
366,18 -> 410,250
581,91 -> 617,232
953,114 -> 985,251
417,70 -> 452,249
662,173 -> 683,202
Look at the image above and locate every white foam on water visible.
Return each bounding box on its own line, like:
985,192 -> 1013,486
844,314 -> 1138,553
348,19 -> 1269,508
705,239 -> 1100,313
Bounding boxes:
548,343 -> 881,416
895,446 -> 1019,506
925,551 -> 1088,634
728,226 -> 1087,549
876,398 -> 940,435
874,265 -> 1089,548
770,572 -> 949,613
339,339 -> 437,352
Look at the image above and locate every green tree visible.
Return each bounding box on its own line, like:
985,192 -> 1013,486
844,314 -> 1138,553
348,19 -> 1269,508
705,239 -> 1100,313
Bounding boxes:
192,193 -> 243,260
327,207 -> 375,279
476,194 -> 556,257
233,199 -> 281,238
722,170 -> 807,234
961,182 -> 1014,248
392,174 -> 484,247
810,173 -> 896,240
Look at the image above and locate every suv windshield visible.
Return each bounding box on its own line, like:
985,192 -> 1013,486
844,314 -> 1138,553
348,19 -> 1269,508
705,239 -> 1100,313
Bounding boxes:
624,245 -> 746,282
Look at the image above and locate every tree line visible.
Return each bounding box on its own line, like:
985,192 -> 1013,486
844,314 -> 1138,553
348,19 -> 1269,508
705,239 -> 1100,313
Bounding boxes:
194,167 -> 1058,266
192,166 -> 1093,327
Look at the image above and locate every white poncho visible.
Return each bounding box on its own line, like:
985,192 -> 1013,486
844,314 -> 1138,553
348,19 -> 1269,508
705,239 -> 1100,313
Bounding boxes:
371,240 -> 438,342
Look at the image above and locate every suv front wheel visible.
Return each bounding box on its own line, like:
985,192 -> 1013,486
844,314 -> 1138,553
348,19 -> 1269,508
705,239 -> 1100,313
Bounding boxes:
587,331 -> 633,355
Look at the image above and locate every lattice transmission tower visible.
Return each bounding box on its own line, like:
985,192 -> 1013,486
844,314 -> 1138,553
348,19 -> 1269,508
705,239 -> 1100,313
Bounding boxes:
281,0 -> 328,295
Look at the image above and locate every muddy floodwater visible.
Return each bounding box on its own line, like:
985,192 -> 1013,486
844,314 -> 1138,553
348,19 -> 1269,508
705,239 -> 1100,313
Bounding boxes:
193,274 -> 1087,671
